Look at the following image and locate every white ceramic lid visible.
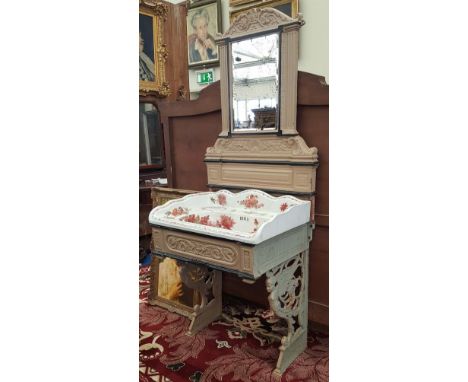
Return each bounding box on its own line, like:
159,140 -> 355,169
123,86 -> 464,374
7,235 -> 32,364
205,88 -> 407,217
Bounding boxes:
149,189 -> 310,245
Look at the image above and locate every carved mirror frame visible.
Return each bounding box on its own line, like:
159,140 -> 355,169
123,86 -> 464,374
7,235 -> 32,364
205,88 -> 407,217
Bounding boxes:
216,8 -> 304,136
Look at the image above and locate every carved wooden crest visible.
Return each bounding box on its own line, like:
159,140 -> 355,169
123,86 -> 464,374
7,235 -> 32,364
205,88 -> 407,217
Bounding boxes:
221,7 -> 303,39
205,136 -> 318,162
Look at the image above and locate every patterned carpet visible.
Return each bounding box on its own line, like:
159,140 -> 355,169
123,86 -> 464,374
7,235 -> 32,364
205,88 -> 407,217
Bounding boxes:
139,266 -> 329,382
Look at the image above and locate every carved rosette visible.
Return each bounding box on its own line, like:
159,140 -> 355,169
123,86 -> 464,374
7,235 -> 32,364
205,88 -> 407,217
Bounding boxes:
166,235 -> 237,264
266,252 -> 306,340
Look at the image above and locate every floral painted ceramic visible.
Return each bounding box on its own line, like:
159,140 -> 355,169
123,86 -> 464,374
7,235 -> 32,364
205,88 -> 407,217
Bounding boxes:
149,189 -> 310,244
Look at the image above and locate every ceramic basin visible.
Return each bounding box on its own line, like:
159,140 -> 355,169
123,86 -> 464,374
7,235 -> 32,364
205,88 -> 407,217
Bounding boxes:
149,189 -> 310,245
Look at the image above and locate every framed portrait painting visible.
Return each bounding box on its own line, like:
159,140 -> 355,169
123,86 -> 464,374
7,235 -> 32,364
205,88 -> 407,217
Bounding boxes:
139,0 -> 170,97
187,0 -> 222,69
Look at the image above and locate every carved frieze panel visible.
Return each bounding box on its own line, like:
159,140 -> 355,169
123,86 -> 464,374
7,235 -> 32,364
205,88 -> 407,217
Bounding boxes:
206,135 -> 318,162
222,7 -> 302,39
166,235 -> 237,265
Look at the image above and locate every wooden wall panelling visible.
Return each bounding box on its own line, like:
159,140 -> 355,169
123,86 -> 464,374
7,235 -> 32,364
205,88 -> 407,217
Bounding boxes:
296,71 -> 329,325
158,72 -> 329,326
164,3 -> 190,102
159,82 -> 222,190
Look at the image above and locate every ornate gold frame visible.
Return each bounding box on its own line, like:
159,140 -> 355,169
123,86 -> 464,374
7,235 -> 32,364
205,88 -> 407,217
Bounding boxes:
139,0 -> 170,97
230,0 -> 298,22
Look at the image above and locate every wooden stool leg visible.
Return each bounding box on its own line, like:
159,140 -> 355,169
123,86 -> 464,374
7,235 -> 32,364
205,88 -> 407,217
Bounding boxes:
178,262 -> 222,335
266,251 -> 309,376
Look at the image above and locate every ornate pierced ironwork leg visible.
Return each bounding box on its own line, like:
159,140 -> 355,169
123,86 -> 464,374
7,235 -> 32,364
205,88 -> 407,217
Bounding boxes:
178,261 -> 222,335
266,250 -> 308,376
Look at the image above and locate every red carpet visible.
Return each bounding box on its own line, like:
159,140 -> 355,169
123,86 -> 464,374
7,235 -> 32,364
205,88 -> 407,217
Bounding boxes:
139,266 -> 329,382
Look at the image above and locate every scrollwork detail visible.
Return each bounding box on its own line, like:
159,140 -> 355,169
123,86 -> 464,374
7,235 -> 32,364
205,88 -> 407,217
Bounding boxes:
224,8 -> 299,38
266,252 -> 306,340
166,235 -> 237,264
178,263 -> 215,310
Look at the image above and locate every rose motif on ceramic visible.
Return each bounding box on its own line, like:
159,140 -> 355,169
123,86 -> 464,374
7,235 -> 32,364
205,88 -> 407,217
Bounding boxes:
181,214 -> 213,226
166,206 -> 189,217
180,214 -> 235,230
216,215 -> 235,230
217,194 -> 227,206
238,194 -> 264,209
210,193 -> 227,206
280,203 -> 288,212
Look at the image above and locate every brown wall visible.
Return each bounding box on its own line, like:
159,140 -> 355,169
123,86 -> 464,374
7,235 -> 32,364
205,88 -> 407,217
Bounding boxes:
297,72 -> 329,325
158,72 -> 329,325
164,3 -> 189,102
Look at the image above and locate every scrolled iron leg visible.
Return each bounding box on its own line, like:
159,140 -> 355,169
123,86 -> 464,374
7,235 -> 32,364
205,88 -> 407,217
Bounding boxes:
266,251 -> 309,376
178,261 -> 222,335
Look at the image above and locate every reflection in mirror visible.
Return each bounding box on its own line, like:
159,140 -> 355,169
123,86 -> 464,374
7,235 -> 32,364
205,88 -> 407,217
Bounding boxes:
139,103 -> 163,166
231,32 -> 279,133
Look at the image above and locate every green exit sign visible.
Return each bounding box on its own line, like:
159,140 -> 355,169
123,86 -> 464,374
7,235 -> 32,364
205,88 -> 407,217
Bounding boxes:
197,70 -> 214,84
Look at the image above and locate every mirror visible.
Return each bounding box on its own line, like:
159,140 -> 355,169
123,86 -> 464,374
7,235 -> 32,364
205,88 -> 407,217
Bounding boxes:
139,103 -> 163,167
230,32 -> 279,133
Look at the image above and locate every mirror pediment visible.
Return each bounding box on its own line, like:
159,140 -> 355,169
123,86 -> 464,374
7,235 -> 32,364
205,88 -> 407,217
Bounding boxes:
221,7 -> 302,39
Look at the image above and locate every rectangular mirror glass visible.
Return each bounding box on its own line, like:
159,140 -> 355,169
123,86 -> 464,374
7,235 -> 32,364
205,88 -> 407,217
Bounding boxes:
231,32 -> 279,133
139,103 -> 163,167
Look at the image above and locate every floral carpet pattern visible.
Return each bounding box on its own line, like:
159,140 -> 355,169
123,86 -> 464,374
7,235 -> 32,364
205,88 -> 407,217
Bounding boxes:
139,266 -> 328,382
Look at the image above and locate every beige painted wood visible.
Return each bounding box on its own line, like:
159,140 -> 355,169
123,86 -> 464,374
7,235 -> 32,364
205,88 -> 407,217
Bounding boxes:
178,262 -> 222,335
266,250 -> 309,376
218,41 -> 230,137
214,7 -> 305,136
205,135 -> 318,162
280,24 -> 301,135
152,227 -> 253,274
151,187 -> 197,208
219,7 -> 303,40
207,162 -> 316,194
205,135 -> 317,194
152,224 -> 309,279
254,224 -> 311,277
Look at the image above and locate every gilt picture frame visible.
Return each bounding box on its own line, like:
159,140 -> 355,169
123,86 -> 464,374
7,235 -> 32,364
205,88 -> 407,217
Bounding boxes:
139,0 -> 170,97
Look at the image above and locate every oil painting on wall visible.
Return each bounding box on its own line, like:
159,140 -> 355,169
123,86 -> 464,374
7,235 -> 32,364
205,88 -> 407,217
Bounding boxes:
139,1 -> 169,96
139,13 -> 156,82
187,0 -> 221,68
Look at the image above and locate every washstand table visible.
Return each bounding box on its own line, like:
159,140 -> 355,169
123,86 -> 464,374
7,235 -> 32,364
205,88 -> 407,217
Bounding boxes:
149,189 -> 312,375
